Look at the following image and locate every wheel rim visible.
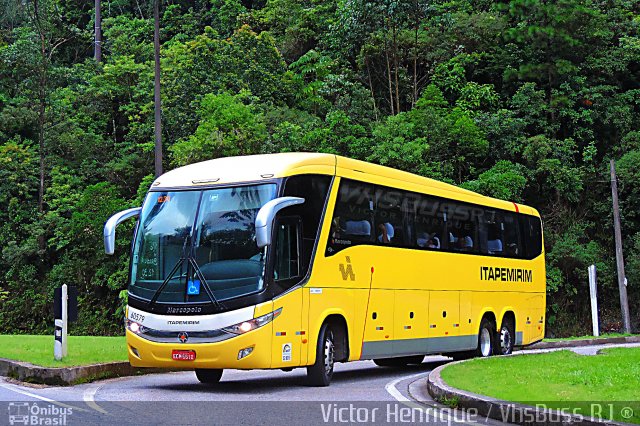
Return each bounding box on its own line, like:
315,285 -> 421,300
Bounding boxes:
500,326 -> 512,354
480,328 -> 492,357
324,330 -> 335,376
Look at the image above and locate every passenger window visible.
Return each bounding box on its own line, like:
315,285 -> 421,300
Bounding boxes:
479,209 -> 502,255
374,187 -> 405,245
273,219 -> 300,281
413,194 -> 445,249
478,209 -> 522,258
326,179 -> 374,255
446,202 -> 477,252
499,212 -> 520,257
520,215 -> 543,259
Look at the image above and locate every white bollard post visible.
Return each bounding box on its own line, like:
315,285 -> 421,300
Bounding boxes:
588,265 -> 599,337
62,284 -> 68,357
54,319 -> 63,360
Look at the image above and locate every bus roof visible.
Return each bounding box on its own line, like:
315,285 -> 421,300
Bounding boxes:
152,153 -> 537,216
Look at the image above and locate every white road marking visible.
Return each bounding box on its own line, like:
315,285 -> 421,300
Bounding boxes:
384,371 -> 425,402
82,382 -> 109,414
0,381 -> 87,412
385,370 -> 478,425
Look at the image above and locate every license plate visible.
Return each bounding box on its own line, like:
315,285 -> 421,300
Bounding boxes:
172,350 -> 196,361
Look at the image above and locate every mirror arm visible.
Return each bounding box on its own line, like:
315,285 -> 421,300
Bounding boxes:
104,207 -> 142,255
255,197 -> 305,248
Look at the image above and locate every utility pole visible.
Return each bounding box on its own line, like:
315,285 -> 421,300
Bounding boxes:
153,0 -> 163,177
610,159 -> 631,334
94,0 -> 102,62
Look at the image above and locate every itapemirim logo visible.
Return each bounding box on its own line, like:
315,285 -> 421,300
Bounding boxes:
339,256 -> 356,281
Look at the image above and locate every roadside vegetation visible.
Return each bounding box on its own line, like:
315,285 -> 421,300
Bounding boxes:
545,332 -> 634,342
0,1 -> 639,336
441,348 -> 640,423
0,335 -> 126,367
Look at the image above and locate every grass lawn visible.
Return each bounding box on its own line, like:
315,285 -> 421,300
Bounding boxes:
0,335 -> 127,367
441,347 -> 640,424
545,332 -> 634,342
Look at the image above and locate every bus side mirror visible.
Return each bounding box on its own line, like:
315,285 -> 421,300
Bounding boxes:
104,207 -> 142,255
255,197 -> 305,248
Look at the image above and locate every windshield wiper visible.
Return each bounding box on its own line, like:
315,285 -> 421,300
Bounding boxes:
188,258 -> 224,310
148,257 -> 224,312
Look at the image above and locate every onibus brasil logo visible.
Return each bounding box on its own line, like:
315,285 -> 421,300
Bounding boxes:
8,402 -> 73,425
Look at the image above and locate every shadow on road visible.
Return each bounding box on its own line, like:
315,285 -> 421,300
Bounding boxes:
151,359 -> 450,394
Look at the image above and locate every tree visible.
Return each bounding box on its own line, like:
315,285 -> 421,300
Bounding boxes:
170,92 -> 266,165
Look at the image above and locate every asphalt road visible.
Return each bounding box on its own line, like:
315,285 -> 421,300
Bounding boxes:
3,343 -> 638,425
0,356 -> 500,425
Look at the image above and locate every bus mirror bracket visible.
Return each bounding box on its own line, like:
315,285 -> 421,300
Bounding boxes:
104,207 -> 142,255
255,197 -> 305,248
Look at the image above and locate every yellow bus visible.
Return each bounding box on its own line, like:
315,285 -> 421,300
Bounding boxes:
104,153 -> 545,386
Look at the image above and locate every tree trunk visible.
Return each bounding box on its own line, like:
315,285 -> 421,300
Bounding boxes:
153,0 -> 163,177
94,0 -> 102,62
413,2 -> 419,107
384,39 -> 395,115
365,59 -> 379,122
393,25 -> 400,114
32,0 -> 48,250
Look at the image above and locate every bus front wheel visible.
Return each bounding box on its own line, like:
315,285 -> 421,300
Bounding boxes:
307,323 -> 335,387
195,368 -> 223,384
475,318 -> 496,358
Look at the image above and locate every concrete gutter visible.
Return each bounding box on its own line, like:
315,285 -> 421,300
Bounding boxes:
529,335 -> 640,350
0,358 -> 165,386
426,361 -> 628,426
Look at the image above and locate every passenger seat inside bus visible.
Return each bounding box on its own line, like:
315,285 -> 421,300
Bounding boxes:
344,220 -> 371,237
488,239 -> 503,254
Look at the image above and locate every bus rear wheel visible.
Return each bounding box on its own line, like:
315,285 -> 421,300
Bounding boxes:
373,355 -> 424,367
475,318 -> 496,358
195,368 -> 223,384
497,317 -> 515,355
307,323 -> 335,387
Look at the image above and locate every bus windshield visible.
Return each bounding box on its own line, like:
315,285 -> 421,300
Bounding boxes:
129,184 -> 277,304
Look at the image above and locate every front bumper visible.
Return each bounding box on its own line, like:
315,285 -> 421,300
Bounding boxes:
126,323 -> 273,369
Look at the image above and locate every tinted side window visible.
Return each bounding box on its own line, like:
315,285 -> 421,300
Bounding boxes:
374,187 -> 406,245
500,212 -> 521,257
282,174 -> 331,278
413,194 -> 446,250
326,179 -> 374,255
520,215 -> 543,259
478,208 -> 499,255
446,202 -> 479,253
273,219 -> 300,281
325,178 -> 543,260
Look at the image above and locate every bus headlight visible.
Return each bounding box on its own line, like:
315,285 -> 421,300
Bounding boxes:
223,308 -> 282,335
126,319 -> 147,334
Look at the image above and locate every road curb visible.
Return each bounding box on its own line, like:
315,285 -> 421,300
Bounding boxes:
426,361 -> 627,426
528,336 -> 640,350
0,358 -> 165,386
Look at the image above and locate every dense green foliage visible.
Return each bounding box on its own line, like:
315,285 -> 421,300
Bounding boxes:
0,0 -> 638,335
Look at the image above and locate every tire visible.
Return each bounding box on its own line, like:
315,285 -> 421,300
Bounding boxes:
496,317 -> 515,355
195,368 -> 223,384
307,323 -> 336,386
475,318 -> 496,358
373,355 -> 424,367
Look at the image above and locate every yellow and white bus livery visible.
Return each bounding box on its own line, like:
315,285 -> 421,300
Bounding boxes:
104,153 -> 545,386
